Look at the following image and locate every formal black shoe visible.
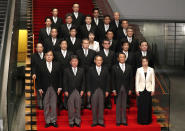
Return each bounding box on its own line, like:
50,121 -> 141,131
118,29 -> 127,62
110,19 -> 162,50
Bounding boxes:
122,123 -> 128,126
98,123 -> 105,127
45,123 -> 50,128
91,123 -> 98,127
75,123 -> 81,127
52,122 -> 58,127
86,104 -> 91,109
116,123 -> 121,126
106,104 -> 112,109
69,124 -> 74,127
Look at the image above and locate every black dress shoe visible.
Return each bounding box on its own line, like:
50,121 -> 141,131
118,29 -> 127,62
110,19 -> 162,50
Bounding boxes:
45,123 -> 50,128
116,123 -> 121,126
69,124 -> 74,127
91,123 -> 98,127
75,123 -> 81,127
98,123 -> 105,127
122,123 -> 128,126
52,122 -> 58,127
86,104 -> 91,109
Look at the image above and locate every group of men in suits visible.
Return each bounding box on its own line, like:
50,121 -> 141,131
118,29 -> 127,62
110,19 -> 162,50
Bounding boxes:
31,2 -> 154,128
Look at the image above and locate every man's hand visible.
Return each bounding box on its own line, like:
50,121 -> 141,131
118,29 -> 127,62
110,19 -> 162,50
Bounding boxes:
151,91 -> 155,96
80,91 -> 84,97
57,88 -> 62,95
65,91 -> 69,97
39,89 -> 43,96
105,92 -> 109,97
87,91 -> 91,97
32,74 -> 36,79
113,90 -> 117,96
136,91 -> 140,96
128,90 -> 132,95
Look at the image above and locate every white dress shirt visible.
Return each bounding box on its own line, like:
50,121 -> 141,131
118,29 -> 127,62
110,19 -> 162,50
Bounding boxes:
123,28 -> 127,36
67,23 -> 72,30
115,20 -> 119,28
127,36 -> 132,43
142,51 -> 147,56
96,66 -> 101,76
94,17 -> 99,25
123,51 -> 128,60
61,50 -> 67,58
104,49 -> 109,57
104,24 -> 109,32
38,52 -> 44,59
89,41 -> 100,52
46,27 -> 51,36
46,61 -> 52,73
86,24 -> 91,31
70,37 -> 76,45
53,16 -> 57,23
52,37 -> 57,45
83,48 -> 88,56
72,67 -> 77,76
74,12 -> 78,18
119,63 -> 125,73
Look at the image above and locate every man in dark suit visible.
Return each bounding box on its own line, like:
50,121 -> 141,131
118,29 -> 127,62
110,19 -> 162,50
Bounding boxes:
106,30 -> 118,52
98,15 -> 114,43
76,39 -> 96,109
111,12 -> 121,39
63,55 -> 85,127
60,13 -> 75,39
36,50 -> 62,128
51,8 -> 63,37
87,55 -> 110,127
117,20 -> 128,40
66,27 -> 82,54
98,39 -> 115,109
120,27 -> 139,52
135,41 -> 154,68
38,17 -> 52,44
71,3 -> 84,29
44,27 -> 61,53
92,8 -> 103,27
31,43 -> 45,110
112,52 -> 133,126
55,40 -> 73,110
80,15 -> 97,39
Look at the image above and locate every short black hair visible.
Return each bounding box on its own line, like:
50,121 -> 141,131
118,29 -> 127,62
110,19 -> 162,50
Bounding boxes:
70,27 -> 77,31
89,31 -> 95,35
121,40 -> 129,46
121,19 -> 128,23
140,41 -> 148,46
51,27 -> 58,31
52,8 -> 58,11
104,15 -> 111,19
94,55 -> 103,60
70,55 -> 79,61
45,50 -> 53,55
126,26 -> 133,31
82,38 -> 89,43
45,16 -> 52,22
92,8 -> 99,12
102,39 -> 110,44
141,56 -> 148,61
106,30 -> 114,34
60,40 -> 67,45
65,13 -> 73,19
36,43 -> 43,47
118,52 -> 126,58
85,15 -> 92,19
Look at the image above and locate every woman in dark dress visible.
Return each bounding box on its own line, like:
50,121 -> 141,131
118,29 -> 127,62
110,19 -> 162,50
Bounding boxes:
135,56 -> 155,124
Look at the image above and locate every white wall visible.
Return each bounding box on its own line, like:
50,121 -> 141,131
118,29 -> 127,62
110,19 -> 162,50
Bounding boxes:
108,0 -> 185,20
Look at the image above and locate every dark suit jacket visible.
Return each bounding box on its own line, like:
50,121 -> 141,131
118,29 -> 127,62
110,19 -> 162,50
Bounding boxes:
110,20 -> 121,39
38,28 -> 51,43
92,17 -> 103,27
60,24 -> 76,39
135,50 -> 154,68
87,66 -> 110,94
80,24 -> 97,39
98,50 -> 115,71
112,64 -> 133,93
72,12 -> 84,28
76,49 -> 96,72
109,39 -> 118,52
51,17 -> 63,38
31,52 -> 44,75
117,27 -> 127,40
43,37 -> 61,53
119,37 -> 139,52
98,24 -> 114,42
66,37 -> 82,54
63,67 -> 85,96
37,61 -> 62,95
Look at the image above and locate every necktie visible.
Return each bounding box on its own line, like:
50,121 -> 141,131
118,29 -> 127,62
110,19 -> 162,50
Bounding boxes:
95,18 -> 98,25
48,62 -> 52,73
71,37 -> 75,44
39,53 -> 43,59
105,50 -> 109,56
67,24 -> 71,30
47,28 -> 50,35
52,38 -> 56,45
97,67 -> 101,76
87,25 -> 90,31
122,64 -> 125,73
73,68 -> 77,76
62,51 -> 66,58
85,49 -> 88,57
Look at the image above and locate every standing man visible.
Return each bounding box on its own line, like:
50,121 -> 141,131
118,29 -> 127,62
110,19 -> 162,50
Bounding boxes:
37,50 -> 62,128
63,55 -> 85,127
112,52 -> 133,126
31,43 -> 45,110
111,12 -> 121,39
87,55 -> 110,127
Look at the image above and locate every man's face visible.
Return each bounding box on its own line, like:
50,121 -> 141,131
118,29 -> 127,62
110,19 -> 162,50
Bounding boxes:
45,19 -> 52,27
51,29 -> 58,38
140,42 -> 148,51
94,56 -> 103,67
121,21 -> 128,29
93,10 -> 99,18
114,12 -> 120,20
106,32 -> 114,40
102,41 -> 110,49
85,17 -> 92,24
52,9 -> 58,17
82,40 -> 90,49
118,54 -> 126,63
66,16 -> 72,24
36,44 -> 43,53
45,51 -> 54,62
104,17 -> 111,24
70,29 -> 77,37
60,41 -> 67,50
127,29 -> 133,37
122,43 -> 129,51
72,4 -> 79,12
70,58 -> 78,67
